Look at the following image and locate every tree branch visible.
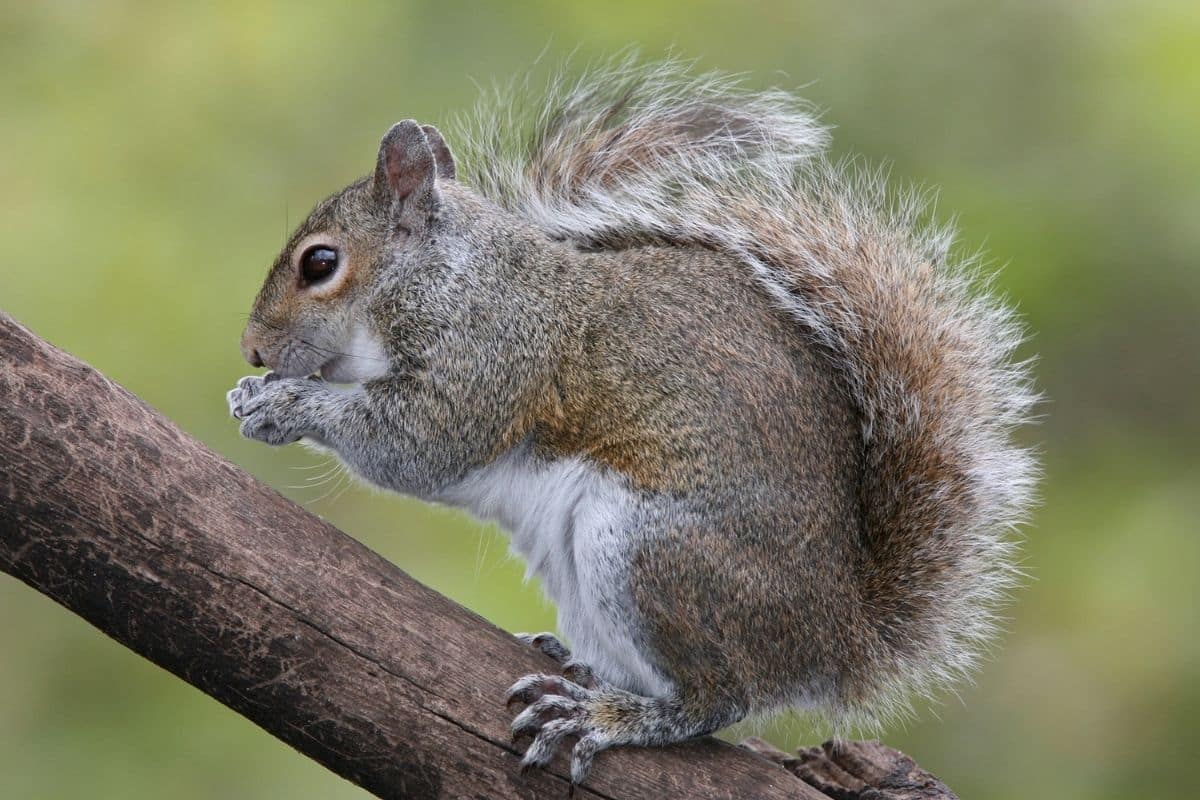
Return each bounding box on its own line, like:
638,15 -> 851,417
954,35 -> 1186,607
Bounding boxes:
0,311 -> 955,799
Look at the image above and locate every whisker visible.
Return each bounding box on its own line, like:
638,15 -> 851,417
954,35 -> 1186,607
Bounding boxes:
327,471 -> 357,506
302,460 -> 345,486
285,455 -> 342,490
307,463 -> 351,506
247,311 -> 390,363
290,461 -> 335,471
474,527 -> 491,581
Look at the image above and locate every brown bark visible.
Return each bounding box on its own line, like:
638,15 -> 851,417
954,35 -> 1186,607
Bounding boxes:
742,739 -> 958,799
0,311 -> 955,799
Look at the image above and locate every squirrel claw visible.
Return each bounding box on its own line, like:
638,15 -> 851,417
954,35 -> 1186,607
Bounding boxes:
505,673 -> 591,710
507,675 -> 610,788
227,375 -> 265,420
514,631 -> 572,665
561,660 -> 597,689
510,694 -> 581,738
513,633 -> 610,692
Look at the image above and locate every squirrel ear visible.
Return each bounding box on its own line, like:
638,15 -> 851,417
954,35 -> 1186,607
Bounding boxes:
421,125 -> 456,180
373,120 -> 439,223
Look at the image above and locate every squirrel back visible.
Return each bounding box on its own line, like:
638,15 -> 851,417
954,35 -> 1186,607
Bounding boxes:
455,58 -> 1039,724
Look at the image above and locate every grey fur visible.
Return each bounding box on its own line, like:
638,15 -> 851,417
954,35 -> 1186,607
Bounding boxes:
230,57 -> 1038,787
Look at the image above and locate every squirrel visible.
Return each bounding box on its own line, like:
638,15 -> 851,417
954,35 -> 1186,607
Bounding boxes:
227,59 -> 1037,787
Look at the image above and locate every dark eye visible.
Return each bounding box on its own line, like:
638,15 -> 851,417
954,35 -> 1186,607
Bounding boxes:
300,245 -> 339,285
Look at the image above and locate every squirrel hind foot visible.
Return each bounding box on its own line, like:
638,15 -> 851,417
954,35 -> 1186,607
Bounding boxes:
506,671 -> 746,787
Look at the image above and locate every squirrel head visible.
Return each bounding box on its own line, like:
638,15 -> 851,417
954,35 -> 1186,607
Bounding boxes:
240,120 -> 457,382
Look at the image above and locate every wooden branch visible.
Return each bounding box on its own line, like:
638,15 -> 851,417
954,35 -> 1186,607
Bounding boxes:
0,311 -> 955,799
741,739 -> 959,799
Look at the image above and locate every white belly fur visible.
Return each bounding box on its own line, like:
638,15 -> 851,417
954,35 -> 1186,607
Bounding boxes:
439,442 -> 673,697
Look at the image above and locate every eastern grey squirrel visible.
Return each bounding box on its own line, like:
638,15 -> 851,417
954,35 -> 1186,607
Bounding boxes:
227,59 -> 1037,787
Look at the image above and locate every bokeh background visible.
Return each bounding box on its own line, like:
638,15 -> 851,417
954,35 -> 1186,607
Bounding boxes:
2,1 -> 1197,798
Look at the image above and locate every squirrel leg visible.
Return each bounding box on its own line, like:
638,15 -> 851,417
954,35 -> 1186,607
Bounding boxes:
506,675 -> 744,786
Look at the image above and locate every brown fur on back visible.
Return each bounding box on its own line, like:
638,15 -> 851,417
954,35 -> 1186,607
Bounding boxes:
459,58 -> 1038,725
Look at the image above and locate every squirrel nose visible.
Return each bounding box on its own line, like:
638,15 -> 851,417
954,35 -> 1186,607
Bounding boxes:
241,339 -> 265,368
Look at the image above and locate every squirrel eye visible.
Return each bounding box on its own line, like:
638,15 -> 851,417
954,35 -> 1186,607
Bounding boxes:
299,246 -> 339,285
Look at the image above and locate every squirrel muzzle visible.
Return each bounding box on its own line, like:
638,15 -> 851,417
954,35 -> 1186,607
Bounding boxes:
241,336 -> 265,368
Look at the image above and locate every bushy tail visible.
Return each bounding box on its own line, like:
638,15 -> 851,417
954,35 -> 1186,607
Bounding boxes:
456,57 -> 1039,723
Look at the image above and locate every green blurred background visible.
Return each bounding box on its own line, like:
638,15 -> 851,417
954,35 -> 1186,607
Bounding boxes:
2,1 -> 1197,798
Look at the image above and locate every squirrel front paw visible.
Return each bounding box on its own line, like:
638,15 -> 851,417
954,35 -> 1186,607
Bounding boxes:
226,373 -> 320,446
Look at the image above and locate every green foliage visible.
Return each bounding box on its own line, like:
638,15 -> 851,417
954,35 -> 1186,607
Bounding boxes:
1,2 -> 1196,798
